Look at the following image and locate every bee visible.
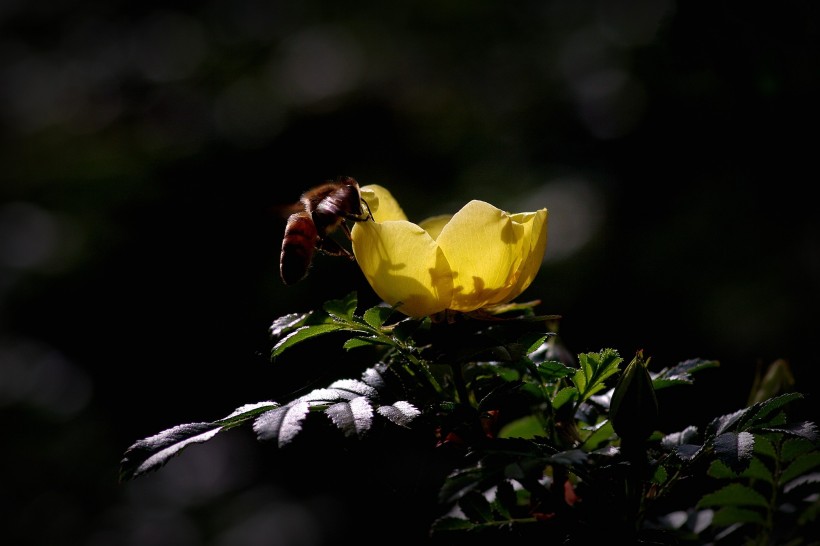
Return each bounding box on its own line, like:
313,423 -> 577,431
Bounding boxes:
279,176 -> 372,285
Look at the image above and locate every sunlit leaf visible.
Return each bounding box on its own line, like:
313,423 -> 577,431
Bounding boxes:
326,396 -> 374,437
714,431 -> 755,473
536,360 -> 575,381
269,312 -> 310,338
363,305 -> 395,328
377,401 -> 420,427
662,426 -> 699,447
271,323 -> 350,359
572,349 -> 622,403
709,408 -> 748,436
747,392 -> 803,427
761,421 -> 819,441
552,386 -> 577,411
343,336 -> 384,350
119,401 -> 278,481
253,400 -> 311,447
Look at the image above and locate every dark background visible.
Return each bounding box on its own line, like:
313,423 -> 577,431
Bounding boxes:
2,1 -> 818,545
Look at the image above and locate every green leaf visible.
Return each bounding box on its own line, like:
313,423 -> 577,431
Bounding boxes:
747,392 -> 804,427
697,483 -> 769,508
363,305 -> 394,328
651,358 -> 720,390
782,438 -> 817,461
271,323 -> 349,359
536,360 -> 575,381
742,457 -> 774,483
552,386 -> 577,411
493,480 -> 517,518
120,401 -> 278,481
762,421 -> 819,441
342,336 -> 390,350
459,490 -> 494,523
781,452 -> 820,484
325,396 -> 374,438
710,506 -> 767,526
580,419 -> 615,451
572,349 -> 622,403
323,291 -> 358,321
430,517 -> 475,533
497,415 -> 548,440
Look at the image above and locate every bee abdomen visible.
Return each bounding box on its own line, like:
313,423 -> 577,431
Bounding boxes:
280,212 -> 318,285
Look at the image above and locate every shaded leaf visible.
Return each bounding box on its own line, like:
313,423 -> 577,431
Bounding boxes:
326,396 -> 374,437
711,506 -> 767,526
782,438 -> 817,461
253,400 -> 311,447
697,483 -> 769,508
493,480 -> 517,518
781,452 -> 820,484
430,517 -> 474,533
709,408 -> 748,436
675,444 -> 703,461
783,471 -> 820,494
377,401 -> 420,427
747,392 -> 803,427
459,490 -> 494,523
323,291 -> 358,321
536,360 -> 575,381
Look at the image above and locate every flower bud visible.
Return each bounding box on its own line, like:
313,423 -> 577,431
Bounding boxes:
610,350 -> 658,443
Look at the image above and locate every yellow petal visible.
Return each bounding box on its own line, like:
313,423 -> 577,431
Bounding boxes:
436,200 -> 529,311
503,209 -> 548,300
352,219 -> 453,317
359,185 -> 407,222
417,214 -> 452,240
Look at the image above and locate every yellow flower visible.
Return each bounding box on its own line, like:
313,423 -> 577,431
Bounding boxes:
351,185 -> 548,318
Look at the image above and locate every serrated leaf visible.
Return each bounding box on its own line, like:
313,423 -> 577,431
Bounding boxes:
326,396 -> 374,437
536,360 -> 575,381
708,459 -> 737,479
327,378 -> 378,398
269,312 -> 310,338
119,401 -> 278,481
781,452 -> 820,484
742,457 -> 774,483
697,483 -> 769,508
497,415 -> 548,440
344,336 -> 392,350
363,305 -> 394,328
783,471 -> 820,494
710,506 -> 767,526
493,480 -> 517,517
747,392 -> 803,427
377,401 -> 420,427
762,421 -> 819,441
459,490 -> 494,523
253,400 -> 311,447
709,408 -> 748,436
323,291 -> 358,321
361,366 -> 387,389
552,386 -> 577,411
271,323 -> 349,359
714,431 -> 755,473
120,422 -> 220,481
651,358 -> 720,390
572,349 -> 622,402
662,426 -> 700,448
439,466 -> 487,505
782,438 -> 816,461
675,444 -> 703,461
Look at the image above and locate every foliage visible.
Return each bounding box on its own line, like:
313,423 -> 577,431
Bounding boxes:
120,292 -> 820,544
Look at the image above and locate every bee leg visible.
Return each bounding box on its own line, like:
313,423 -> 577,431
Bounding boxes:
316,237 -> 354,260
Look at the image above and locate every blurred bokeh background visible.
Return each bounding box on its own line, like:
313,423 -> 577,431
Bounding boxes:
2,1 -> 818,544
